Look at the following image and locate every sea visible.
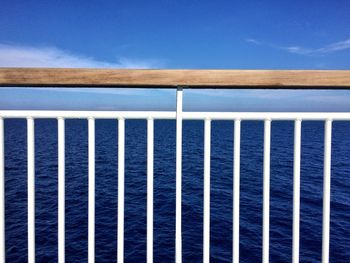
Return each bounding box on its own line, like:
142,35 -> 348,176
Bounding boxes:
3,119 -> 350,262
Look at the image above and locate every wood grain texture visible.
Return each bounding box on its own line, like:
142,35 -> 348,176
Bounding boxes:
1,68 -> 350,88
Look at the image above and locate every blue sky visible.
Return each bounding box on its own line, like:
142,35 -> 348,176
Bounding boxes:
1,0 -> 350,111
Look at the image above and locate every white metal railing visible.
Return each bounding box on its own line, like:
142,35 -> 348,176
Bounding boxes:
0,88 -> 348,263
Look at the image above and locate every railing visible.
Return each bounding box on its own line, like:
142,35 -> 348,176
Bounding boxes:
1,68 -> 350,263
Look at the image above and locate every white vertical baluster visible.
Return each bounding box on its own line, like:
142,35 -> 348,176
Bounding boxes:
233,119 -> 241,263
263,119 -> 271,263
88,118 -> 95,263
118,118 -> 125,263
203,119 -> 211,263
27,117 -> 35,263
147,118 -> 154,263
322,119 -> 332,263
0,118 -> 5,262
176,88 -> 183,263
58,118 -> 65,263
293,119 -> 301,263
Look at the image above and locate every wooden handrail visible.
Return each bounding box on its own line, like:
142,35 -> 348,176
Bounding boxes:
1,68 -> 350,88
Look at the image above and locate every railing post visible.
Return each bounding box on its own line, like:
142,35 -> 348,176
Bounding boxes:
27,117 -> 35,263
118,118 -> 125,263
0,117 -> 5,262
58,118 -> 65,263
233,119 -> 241,263
293,119 -> 302,263
147,118 -> 154,263
203,119 -> 211,263
176,87 -> 183,263
263,119 -> 271,263
322,119 -> 332,263
88,118 -> 95,263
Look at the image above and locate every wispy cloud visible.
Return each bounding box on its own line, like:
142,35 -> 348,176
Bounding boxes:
287,38 -> 350,55
0,43 -> 163,68
244,38 -> 262,45
0,43 -> 166,98
284,46 -> 312,55
246,37 -> 350,55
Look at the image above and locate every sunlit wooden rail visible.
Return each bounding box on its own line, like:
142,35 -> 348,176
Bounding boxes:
1,68 -> 350,88
1,68 -> 350,263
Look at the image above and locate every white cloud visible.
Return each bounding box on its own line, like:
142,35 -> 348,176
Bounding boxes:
284,46 -> 312,55
317,38 -> 350,53
245,38 -> 262,45
0,43 -> 166,97
0,43 -> 163,68
285,38 -> 350,55
246,37 -> 350,55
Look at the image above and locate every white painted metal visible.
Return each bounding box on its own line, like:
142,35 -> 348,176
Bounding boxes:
2,111 -> 350,121
88,118 -> 95,263
322,119 -> 332,263
233,119 -> 241,263
0,109 -> 344,262
293,119 -> 301,263
118,118 -> 125,263
58,118 -> 65,263
176,88 -> 183,263
185,112 -> 350,121
27,117 -> 35,263
0,117 -> 4,263
263,119 -> 271,263
147,118 -> 154,263
203,119 -> 211,263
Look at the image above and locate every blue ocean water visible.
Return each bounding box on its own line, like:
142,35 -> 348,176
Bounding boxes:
3,119 -> 350,262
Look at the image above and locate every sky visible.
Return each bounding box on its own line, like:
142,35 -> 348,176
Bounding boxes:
1,0 -> 350,111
